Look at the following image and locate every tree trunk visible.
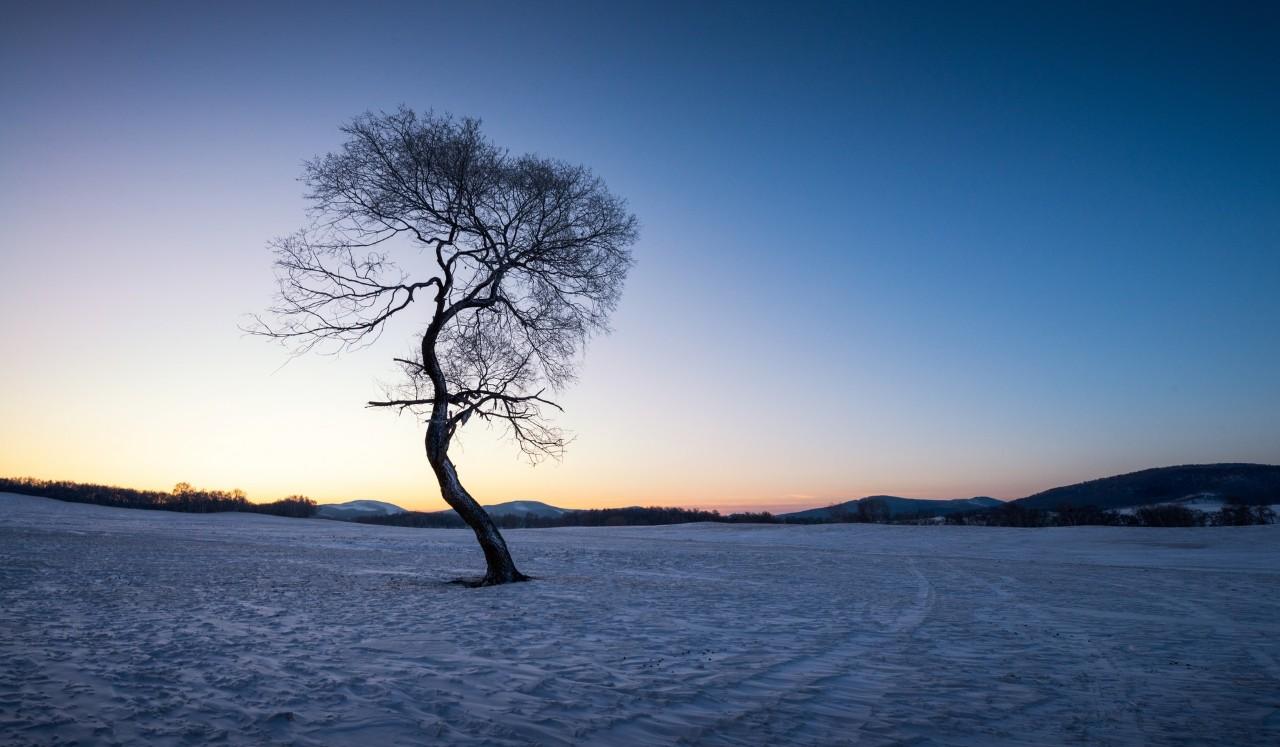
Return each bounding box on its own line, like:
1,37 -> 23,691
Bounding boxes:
425,425 -> 528,586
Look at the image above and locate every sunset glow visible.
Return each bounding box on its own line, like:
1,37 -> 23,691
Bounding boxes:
2,3 -> 1277,512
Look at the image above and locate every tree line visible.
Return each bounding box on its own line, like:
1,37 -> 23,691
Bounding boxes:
4,475 -> 1273,529
943,501 -> 1276,527
356,501 -> 1270,530
0,477 -> 316,518
357,506 -> 782,529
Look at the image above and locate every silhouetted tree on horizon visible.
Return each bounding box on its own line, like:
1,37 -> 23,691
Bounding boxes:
249,108 -> 637,585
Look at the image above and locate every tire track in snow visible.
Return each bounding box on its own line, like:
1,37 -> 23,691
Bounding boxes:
574,559 -> 937,745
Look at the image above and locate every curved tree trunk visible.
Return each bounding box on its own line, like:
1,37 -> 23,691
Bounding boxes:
425,422 -> 528,586
420,323 -> 527,586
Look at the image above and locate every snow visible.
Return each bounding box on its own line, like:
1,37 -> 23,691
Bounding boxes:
2,492 -> 1278,746
1113,497 -> 1280,517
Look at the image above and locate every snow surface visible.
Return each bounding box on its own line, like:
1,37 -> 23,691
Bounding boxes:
2,492 -> 1278,746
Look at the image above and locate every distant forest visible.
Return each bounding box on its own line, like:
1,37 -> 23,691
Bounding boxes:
358,507 -> 781,530
361,499 -> 1275,529
942,501 -> 1275,528
0,477 -> 316,518
2,477 -> 1273,528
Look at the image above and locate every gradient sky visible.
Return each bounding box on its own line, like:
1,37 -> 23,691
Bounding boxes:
2,1 -> 1277,512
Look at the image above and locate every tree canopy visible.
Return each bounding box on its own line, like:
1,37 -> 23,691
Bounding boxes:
251,108 -> 638,584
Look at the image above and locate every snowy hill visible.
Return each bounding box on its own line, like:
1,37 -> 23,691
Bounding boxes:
316,498 -> 571,523
781,495 -> 1002,521
487,500 -> 569,518
315,500 -> 406,521
1014,463 -> 1280,510
430,499 -> 569,520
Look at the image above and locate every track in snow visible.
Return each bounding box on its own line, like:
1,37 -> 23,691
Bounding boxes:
2,493 -> 1278,746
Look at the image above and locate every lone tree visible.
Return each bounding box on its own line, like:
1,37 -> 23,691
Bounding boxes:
251,108 -> 637,585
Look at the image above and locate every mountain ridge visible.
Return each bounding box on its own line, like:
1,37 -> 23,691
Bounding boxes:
427,500 -> 568,520
1011,463 -> 1280,511
314,463 -> 1280,522
779,495 -> 1002,521
314,500 -> 406,520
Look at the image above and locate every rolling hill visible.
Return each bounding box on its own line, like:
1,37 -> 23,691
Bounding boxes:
314,500 -> 407,521
780,495 -> 1003,521
316,499 -> 571,523
313,464 -> 1280,525
1013,463 -> 1280,511
427,500 -> 569,520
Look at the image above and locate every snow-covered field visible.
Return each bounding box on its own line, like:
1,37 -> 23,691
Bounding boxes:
2,492 -> 1278,746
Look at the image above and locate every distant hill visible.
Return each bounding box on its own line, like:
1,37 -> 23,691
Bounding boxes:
317,499 -> 571,523
428,500 -> 569,520
315,500 -> 407,521
781,495 -> 1002,521
1013,463 -> 1280,511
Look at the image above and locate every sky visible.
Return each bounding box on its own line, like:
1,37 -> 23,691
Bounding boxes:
1,1 -> 1277,512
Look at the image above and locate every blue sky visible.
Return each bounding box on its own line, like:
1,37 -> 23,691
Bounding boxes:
2,1 -> 1277,510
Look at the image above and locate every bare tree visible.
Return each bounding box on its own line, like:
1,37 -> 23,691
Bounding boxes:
249,108 -> 637,585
